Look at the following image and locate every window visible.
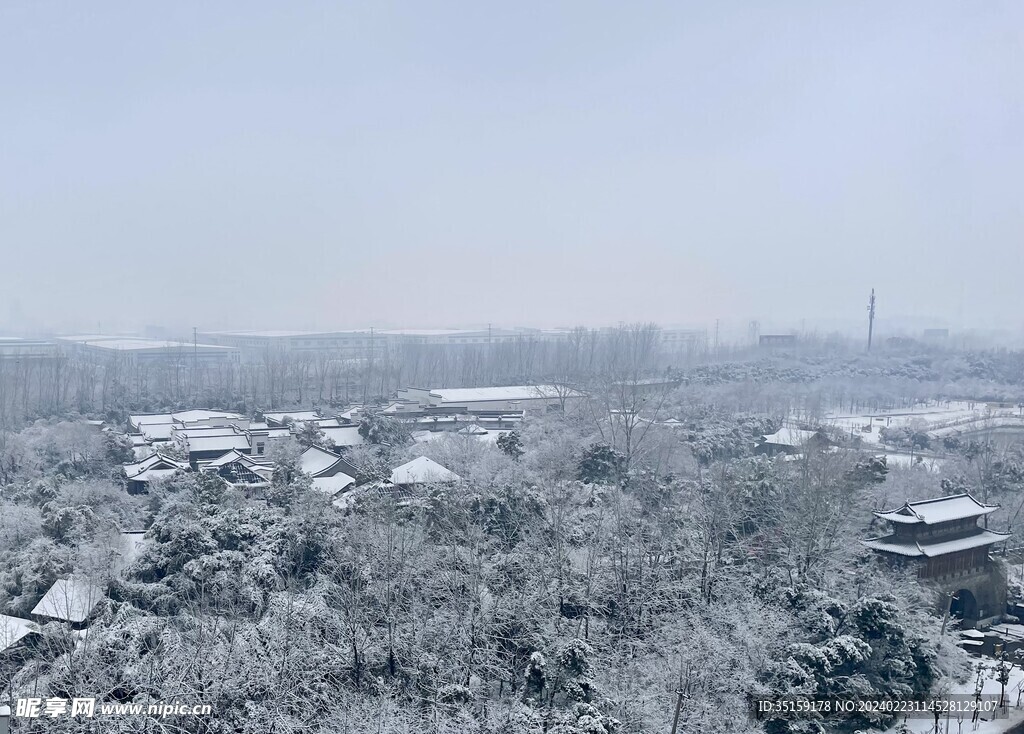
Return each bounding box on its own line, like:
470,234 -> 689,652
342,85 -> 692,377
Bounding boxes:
256,443 -> 265,455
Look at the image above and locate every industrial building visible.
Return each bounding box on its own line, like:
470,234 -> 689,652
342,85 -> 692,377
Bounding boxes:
55,335 -> 239,365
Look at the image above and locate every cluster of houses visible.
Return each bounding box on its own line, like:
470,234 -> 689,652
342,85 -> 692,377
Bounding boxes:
124,405 -> 472,501
1,432 -> 466,660
126,408 -> 361,463
125,383 -> 587,473
4,389 -> 529,668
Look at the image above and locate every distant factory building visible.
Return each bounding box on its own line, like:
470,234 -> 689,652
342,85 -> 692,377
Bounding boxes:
759,334 -> 797,347
55,335 -> 238,365
0,337 -> 58,360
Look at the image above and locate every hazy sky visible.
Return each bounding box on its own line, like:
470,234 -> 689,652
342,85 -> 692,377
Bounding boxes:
2,2 -> 1022,336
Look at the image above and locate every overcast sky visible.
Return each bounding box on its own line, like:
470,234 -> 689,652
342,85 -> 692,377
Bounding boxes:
2,2 -> 1021,337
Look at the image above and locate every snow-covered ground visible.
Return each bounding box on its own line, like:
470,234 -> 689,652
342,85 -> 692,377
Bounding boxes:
882,452 -> 946,472
873,659 -> 1024,734
824,401 -> 1020,447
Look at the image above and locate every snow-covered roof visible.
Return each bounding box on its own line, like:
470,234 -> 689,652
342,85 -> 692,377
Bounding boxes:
251,426 -> 292,438
760,428 -> 820,447
390,457 -> 460,485
477,415 -> 522,425
874,493 -> 998,525
332,488 -> 367,511
124,453 -> 188,479
129,413 -> 174,428
171,426 -> 241,439
320,426 -> 366,447
415,416 -> 458,425
131,467 -> 182,484
140,423 -> 175,441
124,453 -> 166,475
186,435 -> 251,453
300,445 -> 344,476
0,614 -> 40,652
862,529 -> 1011,558
311,474 -> 357,497
132,410 -> 239,427
412,430 -> 446,443
205,329 -> 326,338
31,576 -> 105,623
265,410 -> 320,423
60,336 -> 234,352
204,449 -> 267,469
170,409 -> 242,423
429,385 -> 585,402
128,434 -> 150,447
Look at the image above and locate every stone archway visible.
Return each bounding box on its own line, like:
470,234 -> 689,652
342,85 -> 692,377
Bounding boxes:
950,588 -> 979,620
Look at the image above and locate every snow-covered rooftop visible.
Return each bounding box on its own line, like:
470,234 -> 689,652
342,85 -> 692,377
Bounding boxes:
124,453 -> 189,479
171,409 -> 242,423
140,423 -> 175,441
204,449 -> 272,469
862,529 -> 1010,557
337,406 -> 363,421
130,410 -> 240,429
391,457 -> 460,485
31,576 -> 105,623
0,614 -> 40,652
429,385 -> 585,402
300,445 -> 344,476
59,335 -> 235,351
131,467 -> 183,484
265,410 -> 321,423
321,426 -> 366,447
874,493 -> 998,525
186,435 -> 251,453
311,474 -> 357,496
129,413 -> 175,428
204,329 -> 373,338
760,428 -> 820,447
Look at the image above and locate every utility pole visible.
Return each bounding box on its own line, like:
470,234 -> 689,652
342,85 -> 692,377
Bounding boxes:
670,690 -> 688,734
192,326 -> 198,398
940,590 -> 959,636
866,288 -> 876,351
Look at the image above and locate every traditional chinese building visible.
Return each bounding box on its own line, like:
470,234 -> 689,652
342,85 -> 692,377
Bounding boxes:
863,493 -> 1010,625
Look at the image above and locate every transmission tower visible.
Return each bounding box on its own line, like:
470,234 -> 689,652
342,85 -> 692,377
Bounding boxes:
867,288 -> 876,351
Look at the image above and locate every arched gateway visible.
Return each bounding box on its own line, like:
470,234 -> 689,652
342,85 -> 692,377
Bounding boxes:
950,589 -> 979,620
863,493 -> 1009,627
